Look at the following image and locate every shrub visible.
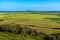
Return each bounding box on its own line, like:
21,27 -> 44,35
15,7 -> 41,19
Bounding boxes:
51,33 -> 60,40
23,27 -> 33,35
44,35 -> 54,40
0,23 -> 23,34
0,19 -> 4,21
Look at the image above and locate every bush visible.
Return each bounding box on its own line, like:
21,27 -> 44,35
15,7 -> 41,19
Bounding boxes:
0,23 -> 23,34
44,35 -> 54,40
51,33 -> 60,40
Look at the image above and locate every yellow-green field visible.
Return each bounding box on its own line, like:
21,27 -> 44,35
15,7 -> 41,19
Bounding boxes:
0,12 -> 60,40
0,13 -> 60,34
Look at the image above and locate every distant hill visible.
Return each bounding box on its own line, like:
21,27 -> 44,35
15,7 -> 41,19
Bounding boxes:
0,11 -> 60,14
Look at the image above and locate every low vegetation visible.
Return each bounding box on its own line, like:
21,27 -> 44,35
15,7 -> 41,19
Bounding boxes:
0,12 -> 60,40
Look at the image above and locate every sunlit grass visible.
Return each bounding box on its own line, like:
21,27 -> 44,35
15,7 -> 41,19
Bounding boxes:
0,13 -> 60,40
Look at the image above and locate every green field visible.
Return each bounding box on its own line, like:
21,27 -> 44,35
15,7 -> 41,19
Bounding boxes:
0,12 -> 60,40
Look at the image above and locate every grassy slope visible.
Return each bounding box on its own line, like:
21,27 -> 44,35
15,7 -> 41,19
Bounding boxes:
0,13 -> 60,40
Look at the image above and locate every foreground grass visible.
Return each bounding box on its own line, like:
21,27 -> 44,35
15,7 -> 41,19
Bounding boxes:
0,32 -> 35,40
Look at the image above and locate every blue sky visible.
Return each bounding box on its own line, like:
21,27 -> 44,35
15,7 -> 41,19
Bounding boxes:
0,0 -> 60,11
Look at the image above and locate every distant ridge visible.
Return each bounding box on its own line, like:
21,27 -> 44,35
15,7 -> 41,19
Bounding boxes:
0,11 -> 60,13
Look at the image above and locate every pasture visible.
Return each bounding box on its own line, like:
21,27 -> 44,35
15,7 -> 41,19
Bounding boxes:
0,12 -> 60,40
